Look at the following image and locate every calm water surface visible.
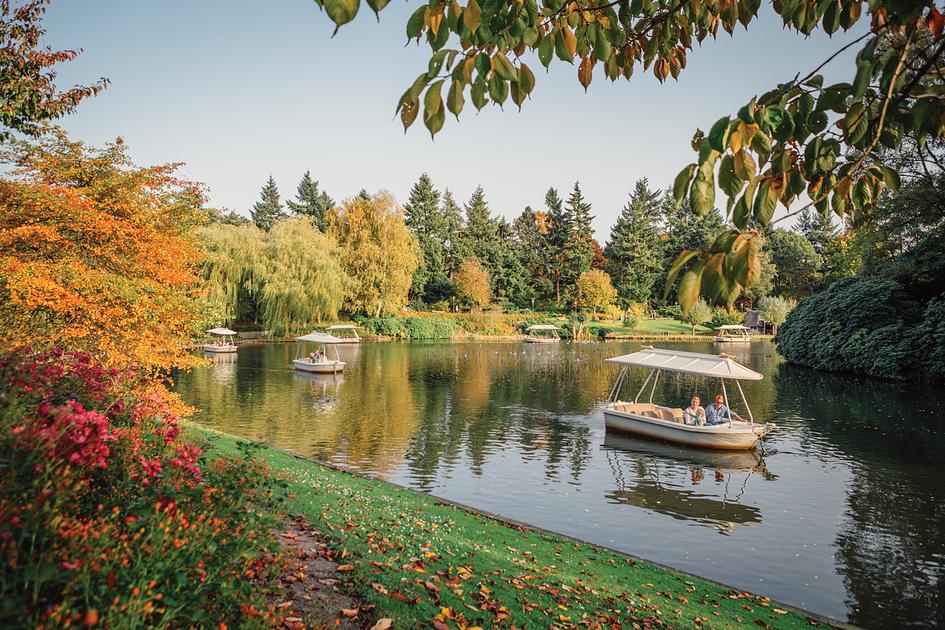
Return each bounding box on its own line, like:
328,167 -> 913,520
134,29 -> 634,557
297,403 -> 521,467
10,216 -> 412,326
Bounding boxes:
174,341 -> 945,628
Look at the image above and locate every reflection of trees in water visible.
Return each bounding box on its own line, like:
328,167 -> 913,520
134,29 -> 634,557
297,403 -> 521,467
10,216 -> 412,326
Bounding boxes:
401,343 -> 596,488
776,364 -> 945,628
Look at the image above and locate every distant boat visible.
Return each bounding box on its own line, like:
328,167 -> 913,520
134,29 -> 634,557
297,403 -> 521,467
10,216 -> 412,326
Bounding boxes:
204,327 -> 238,354
292,332 -> 346,374
714,325 -> 752,343
325,324 -> 361,344
524,324 -> 560,343
603,347 -> 774,450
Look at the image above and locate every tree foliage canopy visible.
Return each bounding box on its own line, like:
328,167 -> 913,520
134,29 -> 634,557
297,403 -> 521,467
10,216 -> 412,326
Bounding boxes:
0,131 -> 204,373
452,258 -> 492,308
328,192 -> 419,316
0,0 -> 107,138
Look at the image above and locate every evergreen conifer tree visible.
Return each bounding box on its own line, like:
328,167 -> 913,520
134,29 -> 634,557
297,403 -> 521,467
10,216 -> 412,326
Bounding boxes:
250,175 -> 287,231
604,179 -> 664,305
287,171 -> 334,231
796,209 -> 839,255
404,174 -> 449,303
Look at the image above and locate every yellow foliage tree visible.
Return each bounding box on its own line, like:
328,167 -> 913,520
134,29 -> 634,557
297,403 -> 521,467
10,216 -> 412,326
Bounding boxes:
327,192 -> 418,317
0,131 -> 205,374
576,269 -> 617,317
452,260 -> 491,310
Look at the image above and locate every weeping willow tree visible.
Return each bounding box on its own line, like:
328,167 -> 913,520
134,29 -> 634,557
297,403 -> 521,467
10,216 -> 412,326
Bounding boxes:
196,222 -> 267,325
328,192 -> 418,317
198,218 -> 346,335
258,217 -> 347,335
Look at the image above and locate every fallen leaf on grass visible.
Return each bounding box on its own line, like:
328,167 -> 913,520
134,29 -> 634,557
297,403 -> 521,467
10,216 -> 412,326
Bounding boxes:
341,608 -> 359,618
370,620 -> 392,630
336,564 -> 355,572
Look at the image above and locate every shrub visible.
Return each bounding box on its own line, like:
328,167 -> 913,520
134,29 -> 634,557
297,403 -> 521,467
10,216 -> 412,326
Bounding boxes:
0,350 -> 282,627
600,304 -> 624,321
909,295 -> 945,379
776,276 -> 921,379
709,308 -> 745,329
402,317 -> 457,339
357,316 -> 408,338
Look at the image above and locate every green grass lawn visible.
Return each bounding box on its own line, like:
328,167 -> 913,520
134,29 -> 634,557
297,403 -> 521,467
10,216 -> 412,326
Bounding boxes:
634,319 -> 712,335
192,426 -> 828,629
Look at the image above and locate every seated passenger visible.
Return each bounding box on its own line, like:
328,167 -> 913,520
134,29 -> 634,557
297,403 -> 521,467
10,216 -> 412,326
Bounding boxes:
705,394 -> 743,425
308,351 -> 318,363
683,396 -> 706,426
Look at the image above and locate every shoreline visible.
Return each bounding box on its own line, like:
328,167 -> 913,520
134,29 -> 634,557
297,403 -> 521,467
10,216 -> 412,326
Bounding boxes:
190,423 -> 846,629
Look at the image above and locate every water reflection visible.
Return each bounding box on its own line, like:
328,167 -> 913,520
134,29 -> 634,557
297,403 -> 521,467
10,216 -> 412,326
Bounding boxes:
603,434 -> 768,532
174,340 -> 945,628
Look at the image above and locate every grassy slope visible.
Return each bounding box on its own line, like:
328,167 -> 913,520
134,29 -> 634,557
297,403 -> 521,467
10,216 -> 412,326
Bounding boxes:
193,426 -> 826,630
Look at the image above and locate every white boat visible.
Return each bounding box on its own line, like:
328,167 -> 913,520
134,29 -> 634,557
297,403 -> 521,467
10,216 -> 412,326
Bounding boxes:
292,332 -> 346,374
603,347 -> 774,451
204,327 -> 239,353
325,324 -> 361,343
524,324 -> 560,343
714,324 -> 752,343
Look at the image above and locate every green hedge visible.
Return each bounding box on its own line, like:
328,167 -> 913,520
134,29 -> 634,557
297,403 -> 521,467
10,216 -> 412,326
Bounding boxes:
356,316 -> 458,340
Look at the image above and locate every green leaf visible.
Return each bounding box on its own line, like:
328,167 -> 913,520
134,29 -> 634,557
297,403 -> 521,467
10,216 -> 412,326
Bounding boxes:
519,63 -> 536,95
708,116 -> 731,152
365,0 -> 389,18
690,165 -> 715,217
672,164 -> 697,207
852,59 -> 873,99
732,181 -> 755,231
843,103 -> 869,146
701,253 -> 731,303
424,79 -> 444,115
752,179 -> 778,226
400,97 -> 419,131
447,80 -> 465,119
406,6 -> 426,41
664,248 -> 700,299
677,259 -> 706,315
877,165 -> 900,192
471,80 -> 487,110
493,53 -> 518,82
324,0 -> 360,31
539,35 -> 553,68
718,155 -> 743,199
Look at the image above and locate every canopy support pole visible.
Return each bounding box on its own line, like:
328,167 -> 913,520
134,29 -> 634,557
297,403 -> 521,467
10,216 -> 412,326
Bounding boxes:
648,369 -> 661,403
735,379 -> 754,424
609,367 -> 628,403
632,368 -> 654,404
721,378 -> 733,428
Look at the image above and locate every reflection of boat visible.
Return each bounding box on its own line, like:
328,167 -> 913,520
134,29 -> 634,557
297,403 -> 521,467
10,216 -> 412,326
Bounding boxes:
714,325 -> 752,343
524,324 -> 560,343
292,332 -> 345,374
603,433 -> 768,474
204,327 -> 238,353
603,348 -> 774,450
603,433 -> 767,529
294,372 -> 344,408
325,324 -> 361,343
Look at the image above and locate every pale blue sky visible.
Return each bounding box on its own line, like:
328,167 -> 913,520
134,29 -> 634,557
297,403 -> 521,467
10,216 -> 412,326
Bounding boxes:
44,1 -> 864,239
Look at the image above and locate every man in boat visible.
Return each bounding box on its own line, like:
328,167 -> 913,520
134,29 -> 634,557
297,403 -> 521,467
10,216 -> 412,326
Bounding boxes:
705,394 -> 744,425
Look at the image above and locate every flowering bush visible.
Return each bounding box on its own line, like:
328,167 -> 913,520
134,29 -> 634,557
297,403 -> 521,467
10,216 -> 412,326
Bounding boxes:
0,349 -> 283,627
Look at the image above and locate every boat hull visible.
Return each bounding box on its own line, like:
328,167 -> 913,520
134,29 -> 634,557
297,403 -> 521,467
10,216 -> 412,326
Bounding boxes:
603,407 -> 770,450
324,339 -> 360,344
204,344 -> 238,353
292,358 -> 345,374
524,336 -> 559,343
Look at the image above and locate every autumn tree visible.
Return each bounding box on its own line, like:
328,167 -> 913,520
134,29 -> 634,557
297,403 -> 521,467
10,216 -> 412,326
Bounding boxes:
0,131 -> 204,373
605,179 -> 663,306
575,269 -> 616,317
287,170 -> 334,231
1,0 -> 107,138
251,175 -> 287,231
196,222 -> 266,325
452,259 -> 491,310
683,299 -> 714,335
328,192 -> 418,317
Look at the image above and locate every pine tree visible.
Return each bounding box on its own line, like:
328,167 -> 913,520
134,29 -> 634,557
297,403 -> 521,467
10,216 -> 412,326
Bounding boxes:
512,207 -> 552,305
440,189 -> 464,274
403,173 -> 448,303
251,175 -> 287,231
543,187 -> 569,302
287,171 -> 334,231
604,179 -> 664,305
796,208 -> 838,255
568,181 -> 594,238
561,182 -> 596,307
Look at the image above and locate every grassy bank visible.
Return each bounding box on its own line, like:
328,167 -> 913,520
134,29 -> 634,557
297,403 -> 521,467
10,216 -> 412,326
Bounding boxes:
192,426 -> 828,629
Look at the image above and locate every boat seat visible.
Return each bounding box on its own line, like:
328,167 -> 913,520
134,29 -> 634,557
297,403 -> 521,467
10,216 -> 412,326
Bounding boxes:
655,406 -> 684,423
614,402 -> 657,415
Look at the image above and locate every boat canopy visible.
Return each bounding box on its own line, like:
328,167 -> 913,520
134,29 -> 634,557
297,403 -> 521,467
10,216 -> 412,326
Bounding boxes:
326,325 -> 358,330
295,332 -> 343,344
716,325 -> 751,331
206,327 -> 237,336
606,348 -> 762,380
526,324 -> 559,331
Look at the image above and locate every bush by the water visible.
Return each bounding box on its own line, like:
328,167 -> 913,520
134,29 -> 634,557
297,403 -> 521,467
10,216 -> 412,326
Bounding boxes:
358,316 -> 458,339
776,277 -> 932,379
0,350 -> 282,627
709,308 -> 745,329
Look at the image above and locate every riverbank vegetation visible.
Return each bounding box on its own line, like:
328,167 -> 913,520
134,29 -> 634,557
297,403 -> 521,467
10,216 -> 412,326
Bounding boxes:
195,426 -> 824,630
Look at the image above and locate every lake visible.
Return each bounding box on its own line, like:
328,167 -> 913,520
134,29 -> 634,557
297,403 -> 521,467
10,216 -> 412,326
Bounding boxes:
174,340 -> 945,628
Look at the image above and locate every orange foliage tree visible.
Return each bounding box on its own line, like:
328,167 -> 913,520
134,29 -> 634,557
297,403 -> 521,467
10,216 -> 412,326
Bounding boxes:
0,130 -> 206,374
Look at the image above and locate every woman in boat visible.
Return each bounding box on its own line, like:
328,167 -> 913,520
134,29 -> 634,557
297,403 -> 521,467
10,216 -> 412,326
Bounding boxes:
683,396 -> 706,426
706,394 -> 744,425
